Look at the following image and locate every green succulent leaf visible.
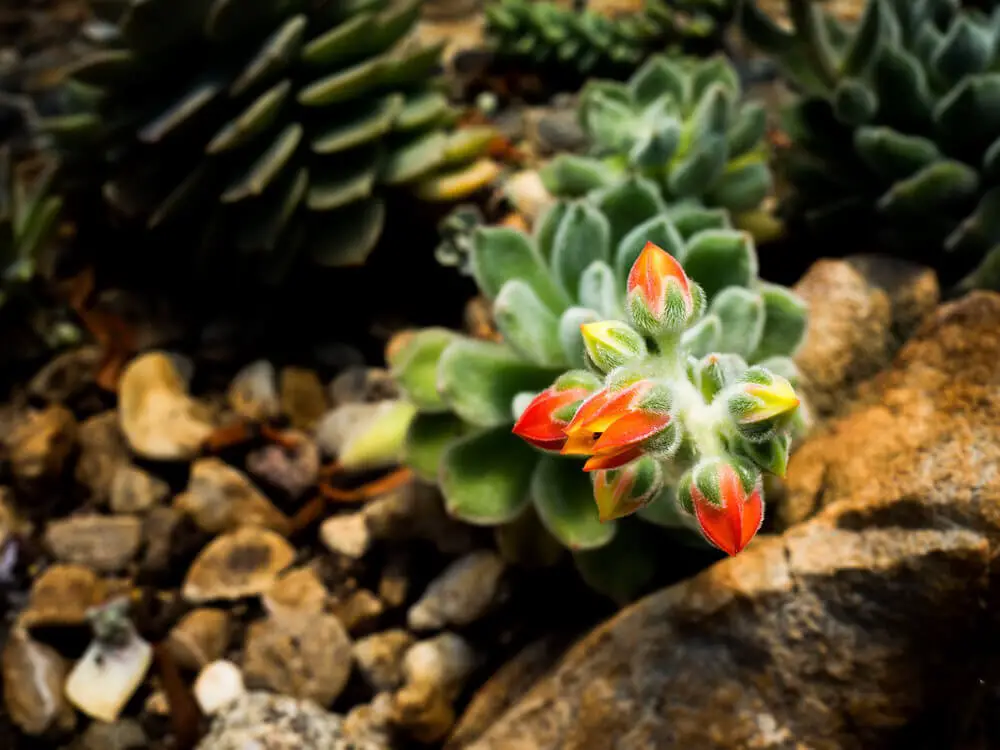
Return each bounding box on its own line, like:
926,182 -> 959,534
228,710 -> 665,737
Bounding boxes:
572,519 -> 657,602
577,261 -> 621,319
494,280 -> 568,367
559,306 -> 601,368
754,355 -> 801,386
706,158 -> 772,214
681,313 -> 721,357
381,131 -> 447,185
628,56 -> 686,106
680,229 -> 757,299
853,127 -> 941,181
876,159 -> 980,216
437,339 -> 560,426
534,201 -> 569,261
311,94 -> 403,154
307,198 -> 386,267
441,426 -> 536,525
709,287 -> 765,358
592,176 -> 664,250
404,412 -> 468,482
751,283 -> 809,361
387,327 -> 457,412
531,456 -> 616,550
471,226 -> 570,311
551,201 -> 611,301
539,154 -> 618,198
726,101 -> 767,157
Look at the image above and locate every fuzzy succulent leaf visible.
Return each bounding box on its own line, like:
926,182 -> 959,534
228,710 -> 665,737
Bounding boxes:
680,229 -> 757,299
551,202 -> 611,301
494,280 -> 569,367
388,327 -> 458,412
404,412 -> 469,482
531,455 -> 616,550
472,227 -> 569,310
572,520 -> 658,602
539,154 -> 618,198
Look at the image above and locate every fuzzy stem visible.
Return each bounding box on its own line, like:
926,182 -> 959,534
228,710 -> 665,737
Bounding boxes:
787,0 -> 839,91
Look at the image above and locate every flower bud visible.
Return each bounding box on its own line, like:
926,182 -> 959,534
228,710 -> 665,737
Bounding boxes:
725,366 -> 800,442
626,241 -> 697,336
676,457 -> 764,556
696,352 -> 748,403
512,372 -> 601,452
730,434 -> 791,478
579,320 -> 647,374
592,456 -> 663,522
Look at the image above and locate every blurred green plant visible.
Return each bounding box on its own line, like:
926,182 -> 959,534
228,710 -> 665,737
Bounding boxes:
539,54 -> 776,235
740,0 -> 1000,290
389,176 -> 808,601
40,0 -> 500,283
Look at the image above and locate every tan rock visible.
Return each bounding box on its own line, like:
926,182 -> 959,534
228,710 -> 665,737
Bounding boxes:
352,629 -> 415,692
174,458 -> 291,535
18,563 -> 106,630
2,627 -> 76,735
75,411 -> 130,502
182,527 -> 295,603
118,352 -> 214,460
44,515 -> 143,573
28,345 -> 101,404
110,464 -> 170,514
7,404 -> 77,484
167,608 -> 231,671
279,366 -> 328,432
391,680 -> 456,744
262,566 -> 329,621
330,588 -> 385,635
408,551 -> 505,631
227,360 -> 280,422
245,430 -> 319,499
243,611 -> 353,707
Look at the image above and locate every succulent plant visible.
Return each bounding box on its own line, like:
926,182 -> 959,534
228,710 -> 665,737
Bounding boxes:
484,0 -> 730,85
538,53 -> 774,230
740,0 -> 1000,289
389,175 -> 808,600
40,0 -> 500,283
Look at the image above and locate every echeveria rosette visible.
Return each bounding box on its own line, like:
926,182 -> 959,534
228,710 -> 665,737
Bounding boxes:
538,53 -> 775,234
388,175 -> 809,600
514,241 -> 802,556
740,0 -> 1000,290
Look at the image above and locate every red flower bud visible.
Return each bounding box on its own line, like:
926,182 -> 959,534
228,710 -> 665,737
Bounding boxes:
512,383 -> 594,452
626,241 -> 694,335
678,458 -> 763,556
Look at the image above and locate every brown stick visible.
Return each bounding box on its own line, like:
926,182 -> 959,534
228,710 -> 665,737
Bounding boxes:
152,642 -> 203,750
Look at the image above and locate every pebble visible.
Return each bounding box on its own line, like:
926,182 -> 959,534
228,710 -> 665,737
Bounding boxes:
44,515 -> 143,573
279,367 -> 328,432
403,632 -> 477,699
329,367 -> 399,405
196,691 -> 380,750
182,527 -> 295,603
75,411 -> 129,503
109,464 -> 170,514
378,555 -> 410,610
227,360 -> 280,422
75,718 -> 147,750
27,345 -> 101,404
343,692 -> 394,747
140,506 -> 182,574
352,629 -> 415,692
320,512 -> 371,559
391,679 -> 457,744
173,457 -> 291,535
243,611 -> 353,707
262,566 -> 329,621
331,588 -> 385,635
502,169 -> 557,225
408,551 -> 505,631
363,481 -> 476,555
245,431 -> 319,499
65,627 -> 153,723
118,352 -> 214,461
194,660 -> 246,715
166,608 -> 231,671
7,404 -> 78,485
17,563 -> 106,630
1,627 -> 76,735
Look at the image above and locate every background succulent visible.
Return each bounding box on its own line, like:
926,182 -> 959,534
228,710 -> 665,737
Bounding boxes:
389,175 -> 808,600
40,0 -> 500,284
484,0 -> 731,87
538,53 -> 775,231
740,0 -> 1000,290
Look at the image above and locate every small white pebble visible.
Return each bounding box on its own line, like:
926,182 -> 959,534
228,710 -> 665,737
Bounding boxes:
194,660 -> 246,715
320,513 -> 371,559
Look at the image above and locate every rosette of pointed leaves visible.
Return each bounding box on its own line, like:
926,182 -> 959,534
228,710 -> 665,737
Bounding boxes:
538,53 -> 773,223
40,0 -> 499,282
740,0 -> 1000,289
389,175 -> 808,600
484,0 -> 729,85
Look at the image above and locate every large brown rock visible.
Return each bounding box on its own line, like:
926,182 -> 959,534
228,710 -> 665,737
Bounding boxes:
462,292 -> 1000,750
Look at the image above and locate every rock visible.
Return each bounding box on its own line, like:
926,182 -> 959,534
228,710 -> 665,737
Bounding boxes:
330,588 -> 385,635
65,628 -> 153,723
194,660 -> 246,715
140,506 -> 182,573
245,431 -> 319,499
182,527 -> 295,603
502,170 -> 557,225
792,257 -> 938,421
7,404 -> 77,484
74,719 -> 146,750
408,551 -> 505,631
1,627 -> 75,735
44,515 -> 143,573
174,458 -> 291,535
18,563 -> 107,630
447,638 -> 563,750
227,360 -> 280,422
0,487 -> 28,549
329,367 -> 399,405
75,411 -> 130,503
378,553 -> 410,610
28,345 -> 101,404
403,633 -> 477,700
783,289 -> 1000,530
74,719 -> 147,750
109,464 -> 170,514
262,566 -> 329,621
314,402 -> 390,457
391,680 -> 457,744
352,629 -> 415,692
363,480 -> 476,555
243,611 -> 353,707
320,512 -> 371,559
118,352 -> 214,460
343,692 -> 394,748
279,366 -> 328,432
463,287 -> 1000,750
166,608 -> 231,671
196,691 -> 381,750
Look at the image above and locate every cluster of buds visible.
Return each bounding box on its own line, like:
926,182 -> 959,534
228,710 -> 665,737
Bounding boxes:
513,242 -> 801,556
